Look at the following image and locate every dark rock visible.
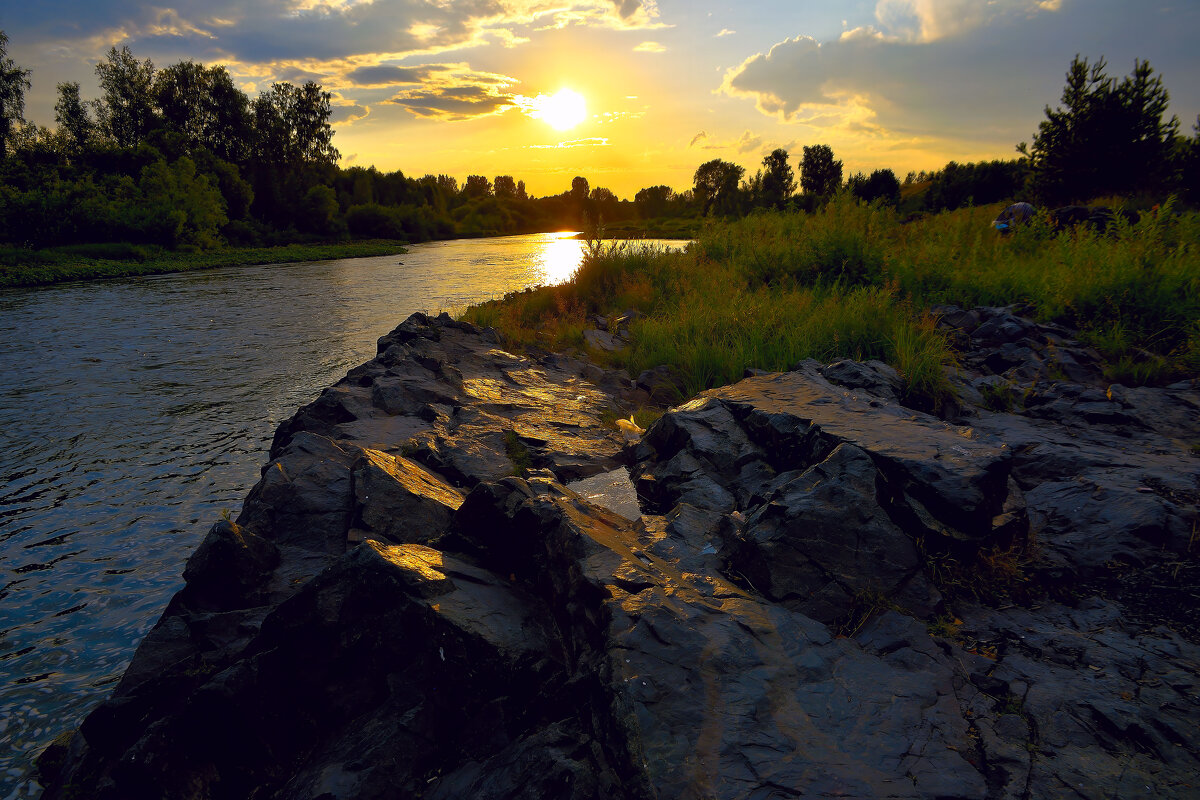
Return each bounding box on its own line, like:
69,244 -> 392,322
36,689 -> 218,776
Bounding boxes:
352,448 -> 463,544
724,443 -> 942,622
43,311 -> 1200,800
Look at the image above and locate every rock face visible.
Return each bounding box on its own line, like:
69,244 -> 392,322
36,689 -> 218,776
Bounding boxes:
41,311 -> 1200,800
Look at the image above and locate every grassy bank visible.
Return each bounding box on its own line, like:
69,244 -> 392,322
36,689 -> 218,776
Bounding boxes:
0,240 -> 409,288
462,196 -> 1200,404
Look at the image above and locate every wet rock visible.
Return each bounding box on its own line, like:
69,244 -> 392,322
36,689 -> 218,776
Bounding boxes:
724,443 -> 942,622
352,448 -> 464,544
43,310 -> 1200,800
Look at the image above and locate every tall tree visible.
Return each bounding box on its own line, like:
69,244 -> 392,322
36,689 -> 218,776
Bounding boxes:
462,174 -> 491,198
693,159 -> 744,216
493,175 -> 517,199
759,148 -> 795,210
95,46 -> 157,149
1026,56 -> 1178,203
0,30 -> 32,158
253,82 -> 338,167
800,144 -> 842,197
154,62 -> 251,161
54,81 -> 95,155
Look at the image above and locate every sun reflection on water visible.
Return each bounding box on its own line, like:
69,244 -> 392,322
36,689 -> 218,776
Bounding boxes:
537,232 -> 586,286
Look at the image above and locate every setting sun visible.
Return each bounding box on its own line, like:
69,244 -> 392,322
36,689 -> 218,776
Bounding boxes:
525,88 -> 588,131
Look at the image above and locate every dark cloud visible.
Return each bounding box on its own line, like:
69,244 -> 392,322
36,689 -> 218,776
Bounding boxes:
345,65 -> 432,86
330,103 -> 369,123
387,83 -> 515,120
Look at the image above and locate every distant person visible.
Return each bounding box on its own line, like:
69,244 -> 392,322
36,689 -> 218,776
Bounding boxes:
992,202 -> 1035,233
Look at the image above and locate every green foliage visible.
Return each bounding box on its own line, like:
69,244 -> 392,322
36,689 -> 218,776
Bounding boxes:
800,144 -> 843,198
921,159 -> 1028,212
694,159 -> 745,216
0,30 -> 32,157
847,169 -> 901,209
1027,56 -> 1178,204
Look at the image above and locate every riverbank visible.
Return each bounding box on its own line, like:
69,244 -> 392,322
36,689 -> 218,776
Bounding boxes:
0,240 -> 409,288
38,311 -> 1200,799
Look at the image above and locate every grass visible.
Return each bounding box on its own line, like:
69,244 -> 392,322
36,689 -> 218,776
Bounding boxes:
462,194 -> 1200,406
0,239 -> 409,288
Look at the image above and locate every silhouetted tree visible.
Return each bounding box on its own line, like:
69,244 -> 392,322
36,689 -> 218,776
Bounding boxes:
635,185 -> 673,219
1,31 -> 32,158
847,168 -> 901,208
54,81 -> 94,156
463,174 -> 491,198
1025,56 -> 1177,203
800,144 -> 842,197
96,46 -> 157,149
693,158 -> 744,216
759,148 -> 795,209
155,62 -> 251,162
493,175 -> 517,199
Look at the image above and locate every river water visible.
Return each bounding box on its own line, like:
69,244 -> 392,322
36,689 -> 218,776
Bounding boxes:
0,232 -> 682,797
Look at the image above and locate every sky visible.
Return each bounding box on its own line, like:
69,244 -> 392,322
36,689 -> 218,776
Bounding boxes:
4,0 -> 1199,198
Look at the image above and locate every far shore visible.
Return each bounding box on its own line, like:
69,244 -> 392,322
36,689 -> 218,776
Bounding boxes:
0,240 -> 414,290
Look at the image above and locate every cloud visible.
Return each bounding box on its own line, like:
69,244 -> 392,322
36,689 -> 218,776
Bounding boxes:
687,129 -> 764,154
633,41 -> 666,53
7,0 -> 666,68
735,130 -> 762,153
715,28 -> 735,37
331,102 -> 369,124
345,65 -> 433,86
717,0 -> 1200,151
528,137 -> 610,148
383,64 -> 520,121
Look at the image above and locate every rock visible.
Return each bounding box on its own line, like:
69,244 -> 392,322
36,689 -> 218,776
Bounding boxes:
582,328 -> 625,352
352,448 -> 464,544
724,443 -> 942,622
42,311 -> 1200,800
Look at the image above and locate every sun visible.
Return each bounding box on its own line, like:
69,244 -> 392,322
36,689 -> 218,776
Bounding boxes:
527,88 -> 587,131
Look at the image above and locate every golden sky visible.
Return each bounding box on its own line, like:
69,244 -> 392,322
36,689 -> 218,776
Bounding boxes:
7,0 -> 1199,198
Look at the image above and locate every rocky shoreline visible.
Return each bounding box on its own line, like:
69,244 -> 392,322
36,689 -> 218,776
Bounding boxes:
39,310 -> 1199,799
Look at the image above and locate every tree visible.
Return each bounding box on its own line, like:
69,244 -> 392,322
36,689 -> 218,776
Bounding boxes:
55,81 -> 95,155
462,174 -> 491,198
154,62 -> 251,162
759,148 -> 795,209
1026,56 -> 1178,203
96,46 -> 157,149
493,175 -> 517,199
0,30 -> 32,158
847,168 -> 901,208
570,176 -> 590,203
800,144 -> 842,197
693,159 -> 744,216
253,82 -> 338,167
516,180 -> 527,201
635,185 -> 673,219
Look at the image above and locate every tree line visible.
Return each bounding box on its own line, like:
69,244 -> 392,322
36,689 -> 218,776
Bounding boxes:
2,36 -> 1199,253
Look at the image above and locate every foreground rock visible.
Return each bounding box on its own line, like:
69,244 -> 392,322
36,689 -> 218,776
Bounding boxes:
41,312 -> 1199,799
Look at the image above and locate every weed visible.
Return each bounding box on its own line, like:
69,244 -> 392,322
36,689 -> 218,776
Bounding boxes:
979,380 -> 1015,412
503,430 -> 533,477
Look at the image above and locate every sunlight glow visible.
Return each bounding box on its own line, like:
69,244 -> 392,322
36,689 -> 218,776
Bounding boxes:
521,89 -> 588,131
539,232 -> 585,285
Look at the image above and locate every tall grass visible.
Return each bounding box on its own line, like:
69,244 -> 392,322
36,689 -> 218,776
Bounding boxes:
462,195 -> 1199,405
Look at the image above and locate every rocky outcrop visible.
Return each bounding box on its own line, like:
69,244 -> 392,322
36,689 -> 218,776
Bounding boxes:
41,311 -> 1200,800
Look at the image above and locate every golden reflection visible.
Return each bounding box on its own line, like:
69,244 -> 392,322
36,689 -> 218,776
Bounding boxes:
538,232 -> 586,286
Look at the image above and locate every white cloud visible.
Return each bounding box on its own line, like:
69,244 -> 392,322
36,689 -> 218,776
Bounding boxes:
715,28 -> 735,37
634,41 -> 666,52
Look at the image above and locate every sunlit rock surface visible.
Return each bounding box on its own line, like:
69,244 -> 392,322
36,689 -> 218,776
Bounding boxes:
40,312 -> 1199,800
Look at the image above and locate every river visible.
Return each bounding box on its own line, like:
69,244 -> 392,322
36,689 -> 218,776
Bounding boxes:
0,232 -> 683,797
